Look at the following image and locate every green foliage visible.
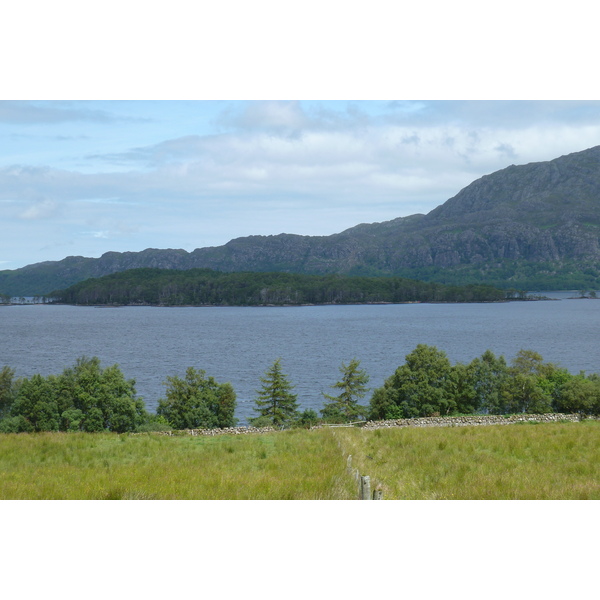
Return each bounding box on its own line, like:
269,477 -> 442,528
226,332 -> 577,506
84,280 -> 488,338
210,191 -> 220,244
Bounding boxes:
466,350 -> 510,414
368,345 -> 596,420
369,345 -> 457,419
51,267 -> 507,306
0,415 -> 33,433
3,344 -> 600,436
501,373 -> 553,414
554,376 -> 600,415
296,409 -> 320,428
511,349 -> 549,376
11,374 -> 61,432
0,366 -> 18,419
321,358 -> 369,422
156,367 -> 238,429
498,350 -> 573,415
5,357 -> 147,433
61,408 -> 85,432
134,414 -> 172,433
250,359 -> 299,427
59,357 -> 147,433
447,362 -> 479,415
248,415 -> 276,428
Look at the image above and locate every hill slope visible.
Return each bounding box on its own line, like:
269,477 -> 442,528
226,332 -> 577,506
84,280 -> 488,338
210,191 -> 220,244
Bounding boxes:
3,145 -> 600,295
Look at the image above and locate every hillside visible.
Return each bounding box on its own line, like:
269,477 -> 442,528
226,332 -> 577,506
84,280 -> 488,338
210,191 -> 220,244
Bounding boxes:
3,145 -> 600,296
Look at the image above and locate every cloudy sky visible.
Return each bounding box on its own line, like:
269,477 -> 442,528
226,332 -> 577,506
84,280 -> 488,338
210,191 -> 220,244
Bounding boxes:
2,2 -> 599,271
3,99 -> 600,270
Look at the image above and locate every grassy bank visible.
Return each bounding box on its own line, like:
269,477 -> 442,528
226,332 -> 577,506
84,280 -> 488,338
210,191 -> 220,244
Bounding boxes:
1,420 -> 599,499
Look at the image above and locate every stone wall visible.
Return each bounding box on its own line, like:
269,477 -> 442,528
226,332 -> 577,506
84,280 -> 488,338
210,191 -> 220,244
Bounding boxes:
154,425 -> 278,436
361,413 -> 589,430
149,413 -> 593,437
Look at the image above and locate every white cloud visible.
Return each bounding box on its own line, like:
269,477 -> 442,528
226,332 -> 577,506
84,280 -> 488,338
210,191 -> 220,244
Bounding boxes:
19,198 -> 60,220
219,100 -> 309,132
4,116 -> 600,229
82,230 -> 111,239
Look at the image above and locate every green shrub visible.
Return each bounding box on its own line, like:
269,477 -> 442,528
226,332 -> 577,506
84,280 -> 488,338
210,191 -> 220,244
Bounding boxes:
296,409 -> 320,428
0,415 -> 32,433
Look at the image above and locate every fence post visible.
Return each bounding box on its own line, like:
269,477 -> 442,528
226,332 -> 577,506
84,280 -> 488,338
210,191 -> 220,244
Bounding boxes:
373,489 -> 383,500
360,475 -> 371,500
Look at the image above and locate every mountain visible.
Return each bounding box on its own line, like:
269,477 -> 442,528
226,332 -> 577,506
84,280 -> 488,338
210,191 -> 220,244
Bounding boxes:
3,145 -> 600,296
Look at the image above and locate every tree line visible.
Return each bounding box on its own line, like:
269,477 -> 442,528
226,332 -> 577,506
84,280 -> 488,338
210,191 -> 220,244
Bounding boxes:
50,268 -> 507,306
1,345 -> 599,434
0,358 -> 238,434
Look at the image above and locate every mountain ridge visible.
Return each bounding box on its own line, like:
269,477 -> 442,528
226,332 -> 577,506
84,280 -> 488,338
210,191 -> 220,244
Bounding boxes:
3,145 -> 600,296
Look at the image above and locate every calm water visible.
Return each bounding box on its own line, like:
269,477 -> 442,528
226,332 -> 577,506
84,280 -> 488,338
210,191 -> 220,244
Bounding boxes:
1,296 -> 598,424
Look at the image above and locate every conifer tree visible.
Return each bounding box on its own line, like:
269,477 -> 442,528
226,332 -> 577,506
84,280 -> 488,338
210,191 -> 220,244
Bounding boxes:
251,359 -> 299,427
321,358 -> 369,422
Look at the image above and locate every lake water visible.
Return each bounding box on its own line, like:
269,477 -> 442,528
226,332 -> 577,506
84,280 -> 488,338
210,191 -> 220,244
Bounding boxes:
1,294 -> 598,424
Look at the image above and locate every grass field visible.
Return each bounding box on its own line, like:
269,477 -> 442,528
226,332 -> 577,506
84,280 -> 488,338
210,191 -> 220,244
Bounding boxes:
1,421 -> 598,499
0,428 -> 356,500
333,420 -> 600,499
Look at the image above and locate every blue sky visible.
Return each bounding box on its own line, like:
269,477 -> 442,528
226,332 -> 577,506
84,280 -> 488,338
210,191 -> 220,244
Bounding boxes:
3,100 -> 600,269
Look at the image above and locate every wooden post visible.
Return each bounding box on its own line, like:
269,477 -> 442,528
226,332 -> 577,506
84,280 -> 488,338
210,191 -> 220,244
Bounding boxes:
360,475 -> 371,500
373,489 -> 383,500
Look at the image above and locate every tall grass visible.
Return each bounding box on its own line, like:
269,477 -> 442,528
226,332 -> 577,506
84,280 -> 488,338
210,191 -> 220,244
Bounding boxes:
333,421 -> 600,499
2,421 -> 598,499
0,429 -> 356,500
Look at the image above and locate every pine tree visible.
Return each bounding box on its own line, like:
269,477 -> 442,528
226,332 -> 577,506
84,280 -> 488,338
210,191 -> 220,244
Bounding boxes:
321,358 -> 369,422
251,358 -> 299,427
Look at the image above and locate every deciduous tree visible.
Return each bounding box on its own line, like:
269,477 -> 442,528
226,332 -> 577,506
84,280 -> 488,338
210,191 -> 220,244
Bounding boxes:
466,350 -> 510,414
157,367 -> 237,430
6,357 -> 147,433
369,345 -> 456,419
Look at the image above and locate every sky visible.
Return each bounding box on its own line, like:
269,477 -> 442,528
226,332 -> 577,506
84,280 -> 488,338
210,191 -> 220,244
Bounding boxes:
3,99 -> 600,270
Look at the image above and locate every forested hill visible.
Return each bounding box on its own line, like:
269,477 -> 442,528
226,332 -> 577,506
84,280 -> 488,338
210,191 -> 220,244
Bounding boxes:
50,268 -> 507,306
3,145 -> 600,296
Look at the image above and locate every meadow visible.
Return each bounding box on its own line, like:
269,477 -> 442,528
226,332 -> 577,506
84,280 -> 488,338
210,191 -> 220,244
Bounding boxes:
1,420 -> 598,499
0,428 -> 356,500
333,420 -> 600,499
